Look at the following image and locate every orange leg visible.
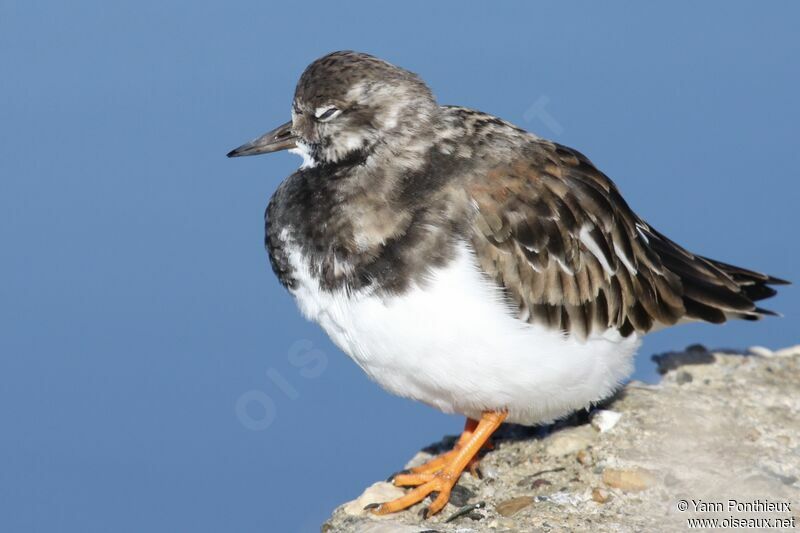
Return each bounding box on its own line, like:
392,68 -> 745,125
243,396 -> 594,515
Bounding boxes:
370,411 -> 507,517
393,417 -> 492,486
394,418 -> 477,481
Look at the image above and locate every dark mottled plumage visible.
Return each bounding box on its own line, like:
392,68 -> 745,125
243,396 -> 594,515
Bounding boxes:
242,50 -> 788,339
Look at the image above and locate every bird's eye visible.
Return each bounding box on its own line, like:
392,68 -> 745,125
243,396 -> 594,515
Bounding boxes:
315,106 -> 341,122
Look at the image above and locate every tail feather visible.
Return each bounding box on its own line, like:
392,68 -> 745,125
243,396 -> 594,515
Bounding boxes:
647,229 -> 789,324
700,256 -> 790,303
699,256 -> 788,319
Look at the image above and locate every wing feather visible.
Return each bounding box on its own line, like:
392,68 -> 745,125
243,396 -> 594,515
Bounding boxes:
468,140 -> 786,338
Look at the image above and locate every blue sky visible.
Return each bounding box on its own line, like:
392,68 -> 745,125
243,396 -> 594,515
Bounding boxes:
1,1 -> 797,531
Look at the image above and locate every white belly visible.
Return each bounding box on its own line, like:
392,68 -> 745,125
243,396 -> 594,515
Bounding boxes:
285,239 -> 639,425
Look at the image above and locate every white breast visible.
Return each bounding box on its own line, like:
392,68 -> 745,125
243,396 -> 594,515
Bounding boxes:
283,236 -> 640,425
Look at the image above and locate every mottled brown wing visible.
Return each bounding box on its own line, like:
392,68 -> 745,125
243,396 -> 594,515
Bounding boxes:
468,140 -> 786,339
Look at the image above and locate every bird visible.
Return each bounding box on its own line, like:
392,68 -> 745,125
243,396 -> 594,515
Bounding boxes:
227,51 -> 788,517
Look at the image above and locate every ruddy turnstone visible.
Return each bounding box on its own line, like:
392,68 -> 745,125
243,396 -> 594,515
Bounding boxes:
227,51 -> 788,517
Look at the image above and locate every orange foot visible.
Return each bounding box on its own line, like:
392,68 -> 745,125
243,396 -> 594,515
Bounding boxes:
390,417 -> 491,486
369,410 -> 507,518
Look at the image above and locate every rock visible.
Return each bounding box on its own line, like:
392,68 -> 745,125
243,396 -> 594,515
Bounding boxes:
749,345 -> 774,357
495,496 -> 535,517
545,425 -> 596,456
341,482 -> 407,518
745,428 -> 761,441
576,449 -> 593,466
686,343 -> 708,353
486,517 -> 517,529
602,468 -> 656,492
591,487 -> 612,503
323,346 -> 800,532
590,409 -> 622,433
774,345 -> 800,357
531,478 -> 552,490
652,346 -> 715,373
448,484 -> 475,508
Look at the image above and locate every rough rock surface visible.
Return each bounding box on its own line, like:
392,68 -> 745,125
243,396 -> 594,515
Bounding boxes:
323,345 -> 800,532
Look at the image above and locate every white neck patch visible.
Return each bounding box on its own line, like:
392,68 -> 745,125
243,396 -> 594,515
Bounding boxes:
288,141 -> 316,169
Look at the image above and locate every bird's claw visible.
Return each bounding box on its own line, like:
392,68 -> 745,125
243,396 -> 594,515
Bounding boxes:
386,469 -> 410,482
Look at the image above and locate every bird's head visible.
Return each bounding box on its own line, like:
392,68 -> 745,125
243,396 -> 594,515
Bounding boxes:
227,51 -> 439,167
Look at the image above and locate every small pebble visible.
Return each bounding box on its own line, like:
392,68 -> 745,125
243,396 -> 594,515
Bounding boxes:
495,496 -> 535,517
591,410 -> 622,433
592,487 -> 612,503
531,478 -> 552,490
602,468 -> 656,492
745,428 -> 761,442
481,466 -> 500,480
449,484 -> 475,507
545,425 -> 597,456
576,449 -> 593,466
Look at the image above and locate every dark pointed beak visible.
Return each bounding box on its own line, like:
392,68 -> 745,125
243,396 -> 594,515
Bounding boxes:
227,120 -> 297,158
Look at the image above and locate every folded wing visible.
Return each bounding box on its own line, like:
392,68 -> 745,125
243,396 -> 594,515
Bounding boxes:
468,141 -> 788,339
